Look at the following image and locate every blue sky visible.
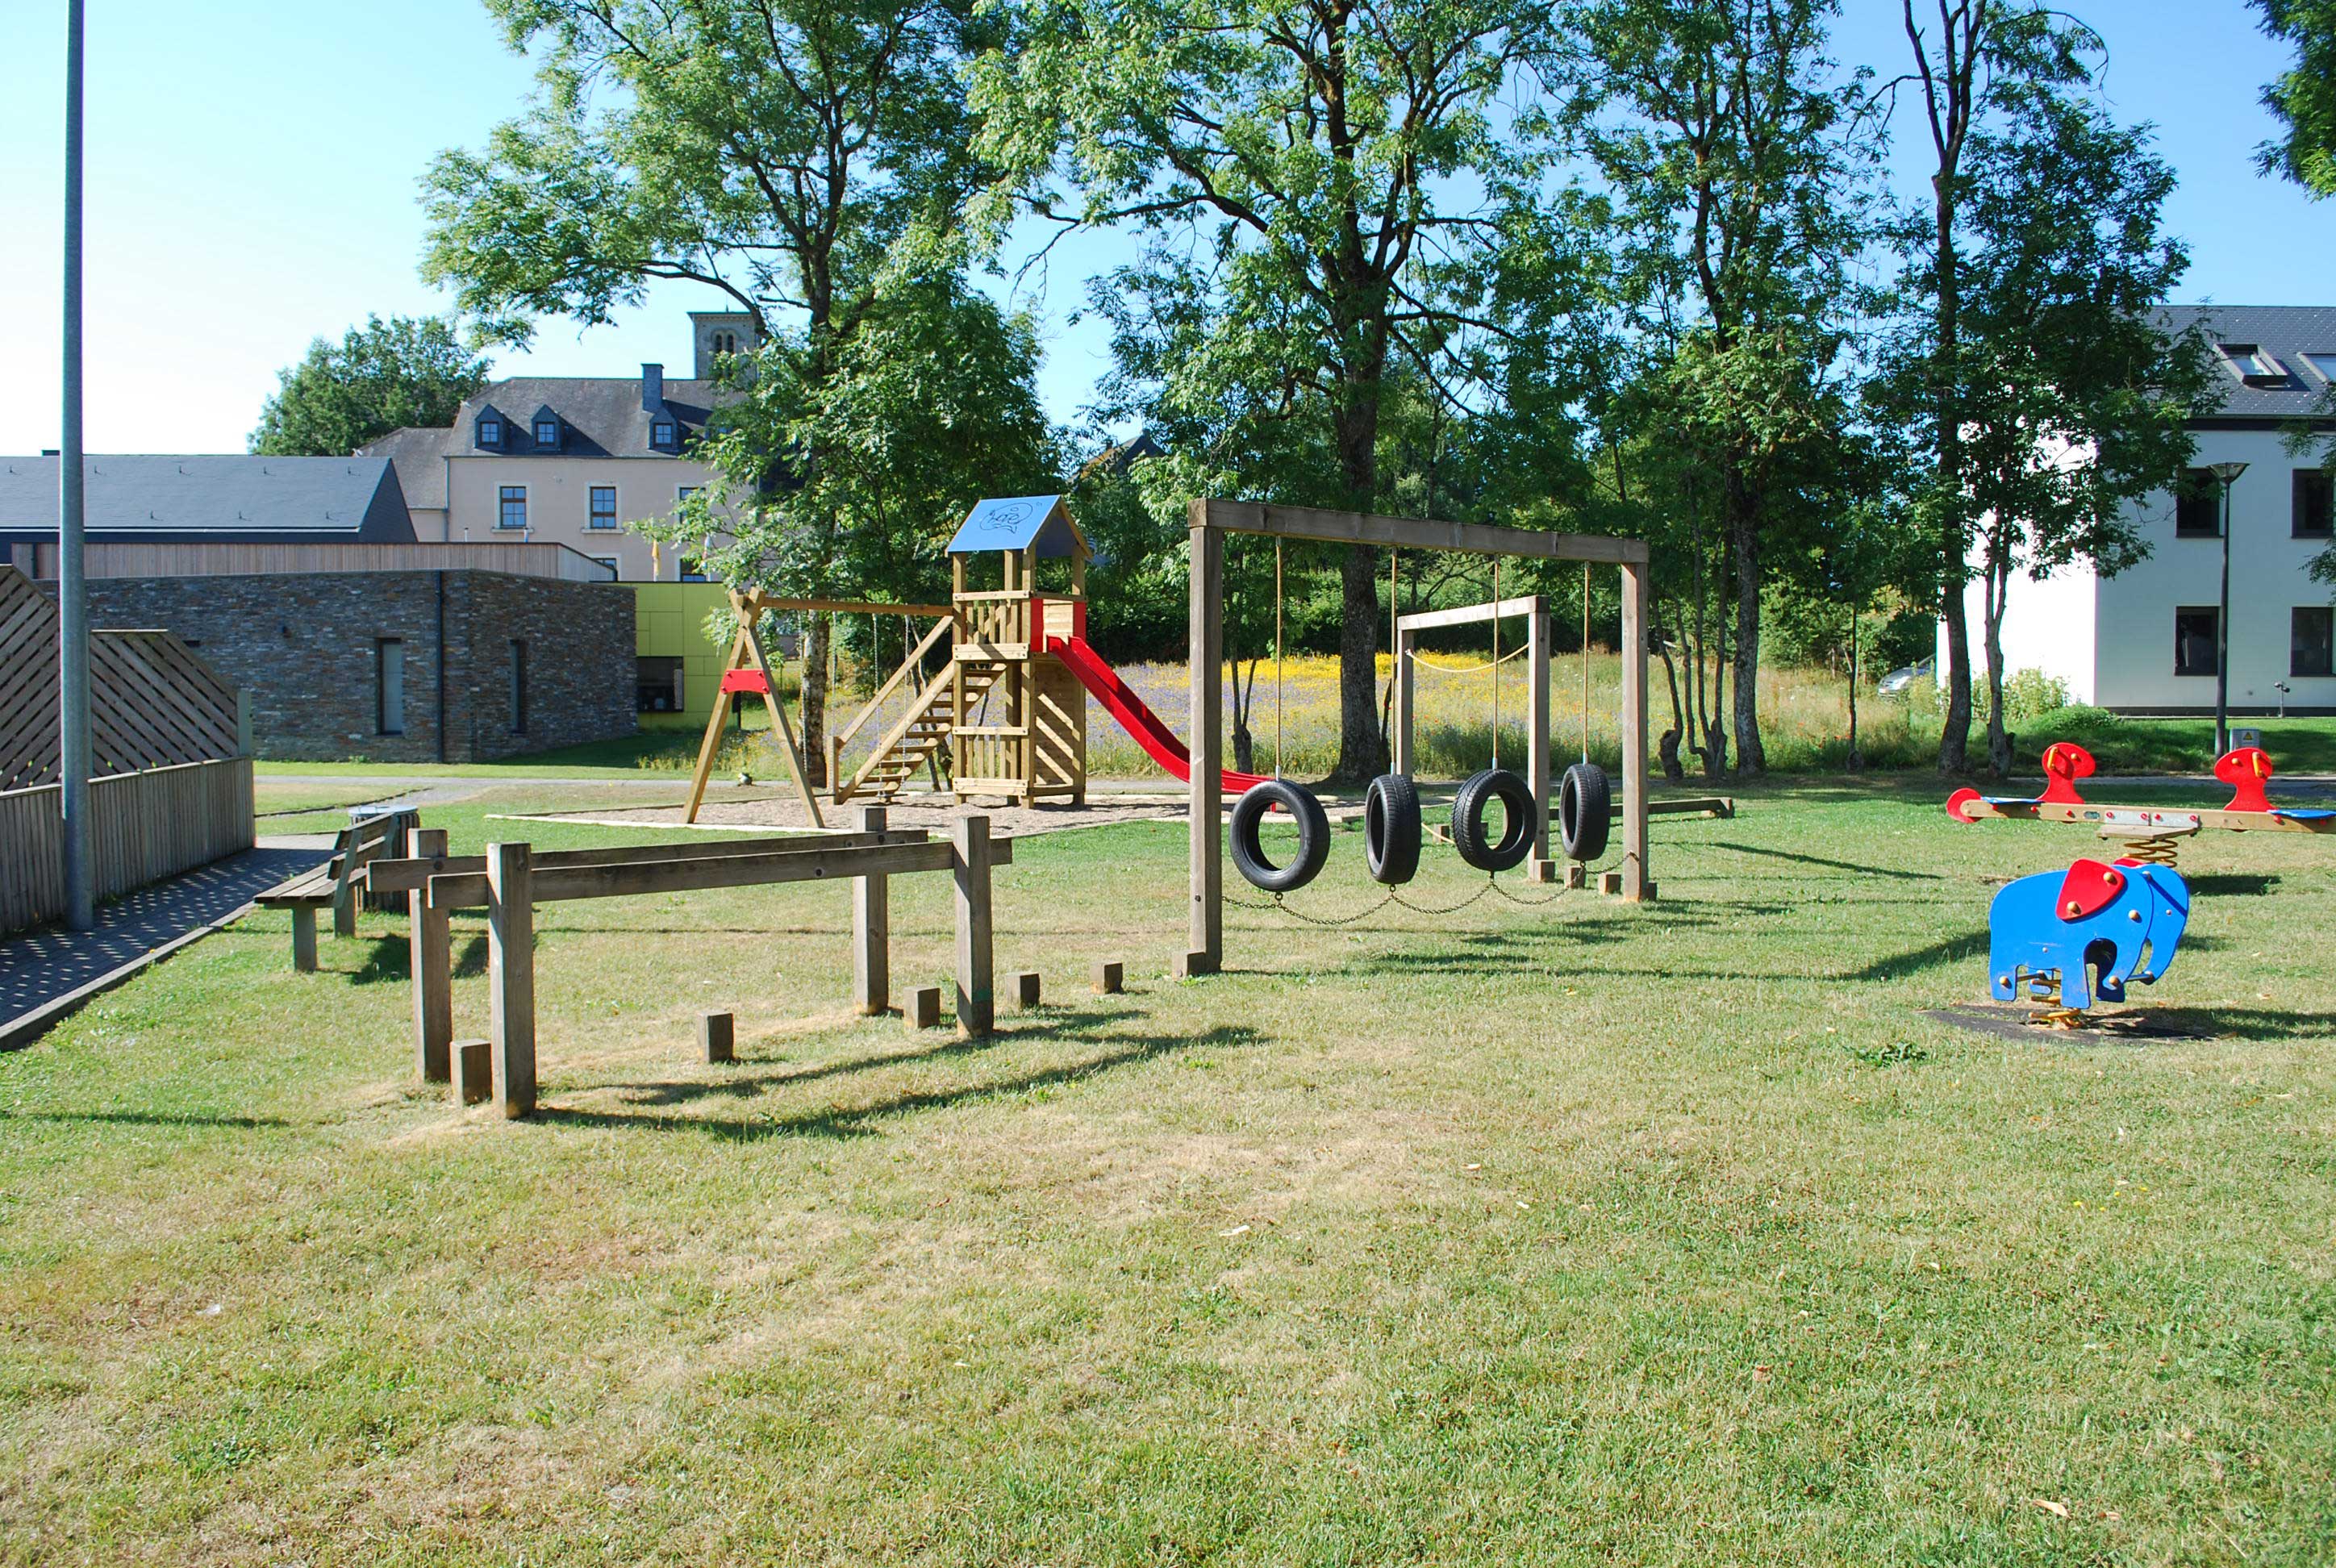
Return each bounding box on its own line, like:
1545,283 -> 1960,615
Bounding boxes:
2,0 -> 2330,457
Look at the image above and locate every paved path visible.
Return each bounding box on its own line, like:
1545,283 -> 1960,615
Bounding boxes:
0,844 -> 329,1049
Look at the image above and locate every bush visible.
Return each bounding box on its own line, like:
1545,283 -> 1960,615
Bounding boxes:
2000,669 -> 2070,724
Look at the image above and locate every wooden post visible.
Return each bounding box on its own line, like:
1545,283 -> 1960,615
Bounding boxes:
290,907 -> 317,973
1187,511 -> 1223,974
486,840 -> 536,1119
1020,547 -> 1039,807
1091,958 -> 1123,995
1528,599 -> 1552,870
408,826 -> 453,1082
853,804 -> 890,1015
683,628 -> 745,824
332,878 -> 357,939
907,985 -> 942,1030
950,557 -> 968,802
453,1039 -> 492,1105
699,1010 -> 735,1064
1012,970 -> 1041,1010
1619,561 -> 1652,902
952,815 -> 995,1037
1392,628 -> 1416,777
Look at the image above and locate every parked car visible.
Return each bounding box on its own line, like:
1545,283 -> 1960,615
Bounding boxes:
1876,657 -> 1933,695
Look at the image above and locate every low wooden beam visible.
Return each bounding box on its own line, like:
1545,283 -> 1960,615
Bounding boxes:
1394,594 -> 1550,633
426,835 -> 1012,911
368,828 -> 930,896
1195,499 -> 1650,566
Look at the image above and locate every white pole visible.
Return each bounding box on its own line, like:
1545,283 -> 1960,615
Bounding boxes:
60,0 -> 94,932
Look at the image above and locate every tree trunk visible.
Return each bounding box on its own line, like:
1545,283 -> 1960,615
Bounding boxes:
1846,603 -> 1864,771
1655,618 -> 1688,783
802,612 -> 830,788
1725,473 -> 1765,776
1984,553 -> 2013,777
1933,115 -> 1972,775
1329,388 -> 1387,786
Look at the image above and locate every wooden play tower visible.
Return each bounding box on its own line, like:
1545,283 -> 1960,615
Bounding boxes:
682,495 -> 1091,821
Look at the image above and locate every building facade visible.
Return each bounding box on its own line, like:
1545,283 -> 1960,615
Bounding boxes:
65,570 -> 638,762
1946,305 -> 2336,715
364,312 -> 759,582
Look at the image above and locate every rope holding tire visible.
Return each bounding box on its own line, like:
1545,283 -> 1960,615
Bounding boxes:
1558,761 -> 1611,863
1364,774 -> 1422,885
1451,768 -> 1535,873
1229,779 -> 1332,894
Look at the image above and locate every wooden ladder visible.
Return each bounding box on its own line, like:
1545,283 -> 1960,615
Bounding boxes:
835,656 -> 1005,803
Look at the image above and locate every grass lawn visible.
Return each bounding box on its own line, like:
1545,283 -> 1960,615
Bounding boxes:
3,782 -> 2331,1563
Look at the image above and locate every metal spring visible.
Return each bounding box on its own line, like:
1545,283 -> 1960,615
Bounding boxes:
2120,836 -> 2180,867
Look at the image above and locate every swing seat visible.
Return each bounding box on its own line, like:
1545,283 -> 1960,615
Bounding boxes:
720,669 -> 771,695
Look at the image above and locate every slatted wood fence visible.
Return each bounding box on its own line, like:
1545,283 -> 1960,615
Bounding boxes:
0,565 -> 254,933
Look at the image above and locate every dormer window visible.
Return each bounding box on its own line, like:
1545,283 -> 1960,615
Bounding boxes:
476,416 -> 503,448
533,417 -> 560,448
651,418 -> 678,450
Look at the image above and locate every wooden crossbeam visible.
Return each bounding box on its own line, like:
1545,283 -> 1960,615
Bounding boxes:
365,828 -> 927,895
424,832 -> 1010,910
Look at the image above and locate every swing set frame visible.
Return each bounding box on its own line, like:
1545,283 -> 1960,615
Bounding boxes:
1182,499 -> 1653,977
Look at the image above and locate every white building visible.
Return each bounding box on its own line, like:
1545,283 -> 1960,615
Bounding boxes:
361,311 -> 759,582
1946,305 -> 2336,715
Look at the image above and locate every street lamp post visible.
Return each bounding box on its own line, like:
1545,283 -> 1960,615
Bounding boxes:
59,0 -> 93,932
2208,460 -> 2249,760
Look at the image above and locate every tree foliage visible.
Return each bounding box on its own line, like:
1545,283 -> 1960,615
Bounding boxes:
2254,0 -> 2336,196
248,315 -> 489,457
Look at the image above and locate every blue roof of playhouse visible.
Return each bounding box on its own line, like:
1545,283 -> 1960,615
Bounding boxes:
946,494 -> 1086,557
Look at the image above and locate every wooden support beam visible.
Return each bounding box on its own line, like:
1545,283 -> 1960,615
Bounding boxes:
1198,499 -> 1649,565
369,829 -> 930,896
682,628 -> 745,824
290,907 -> 317,973
736,594 -> 953,619
1187,519 -> 1223,974
425,835 -> 999,911
1618,560 -> 1652,902
953,815 -> 996,1038
408,826 -> 452,1083
1394,594 -> 1550,633
486,841 -> 536,1120
1391,628 -> 1416,778
1528,598 -> 1551,865
853,805 -> 890,1015
737,594 -> 825,829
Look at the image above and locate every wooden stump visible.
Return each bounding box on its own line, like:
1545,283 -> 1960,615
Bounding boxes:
1012,970 -> 1041,1011
1566,862 -> 1588,891
409,828 -> 453,1082
907,985 -> 943,1031
699,1010 -> 735,1064
1173,950 -> 1217,980
453,1039 -> 492,1106
852,805 -> 890,1015
1091,959 -> 1124,995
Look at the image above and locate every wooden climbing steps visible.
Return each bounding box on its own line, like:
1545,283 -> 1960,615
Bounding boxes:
833,653 -> 1005,803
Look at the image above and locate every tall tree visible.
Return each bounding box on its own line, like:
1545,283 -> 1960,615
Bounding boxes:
422,0 -> 1003,782
2253,0 -> 2336,196
1891,0 -> 2098,772
248,315 -> 489,456
974,0 -> 1594,784
1558,0 -> 1871,776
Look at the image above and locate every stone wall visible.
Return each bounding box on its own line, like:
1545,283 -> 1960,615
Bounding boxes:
69,572 -> 635,762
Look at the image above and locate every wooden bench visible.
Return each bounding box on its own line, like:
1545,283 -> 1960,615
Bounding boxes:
257,809 -> 415,971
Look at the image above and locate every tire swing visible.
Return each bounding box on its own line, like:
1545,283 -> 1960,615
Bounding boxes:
1230,540 -> 1331,897
1364,771 -> 1421,884
1558,563 -> 1612,866
1447,557 -> 1533,874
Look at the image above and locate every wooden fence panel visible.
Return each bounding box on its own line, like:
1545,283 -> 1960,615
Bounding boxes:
0,757 -> 255,934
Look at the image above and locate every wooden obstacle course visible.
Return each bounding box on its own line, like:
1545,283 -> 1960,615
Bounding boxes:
907,985 -> 943,1030
1092,959 -> 1124,995
366,819 -> 1013,1118
258,809 -> 419,970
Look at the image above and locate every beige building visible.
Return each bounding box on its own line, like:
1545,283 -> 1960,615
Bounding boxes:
363,312 -> 758,582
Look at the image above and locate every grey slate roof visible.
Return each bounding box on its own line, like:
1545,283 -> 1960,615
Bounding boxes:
0,456 -> 414,542
360,373 -> 732,477
2159,304 -> 2336,421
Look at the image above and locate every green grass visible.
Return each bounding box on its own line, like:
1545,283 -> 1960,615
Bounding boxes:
5,784 -> 2332,1562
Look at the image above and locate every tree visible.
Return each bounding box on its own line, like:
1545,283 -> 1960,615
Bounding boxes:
1558,0 -> 1873,777
974,0 -> 1595,784
2254,0 -> 2336,196
248,315 -> 489,456
1941,84 -> 2207,774
1889,0 -> 2099,773
422,0 -> 1005,783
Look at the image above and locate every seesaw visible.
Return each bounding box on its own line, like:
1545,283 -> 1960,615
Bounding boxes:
1946,744 -> 2336,862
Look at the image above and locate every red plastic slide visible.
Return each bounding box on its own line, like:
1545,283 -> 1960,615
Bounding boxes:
1045,633 -> 1270,794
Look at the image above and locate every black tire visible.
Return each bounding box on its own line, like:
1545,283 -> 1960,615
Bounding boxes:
1364,774 -> 1422,885
1558,761 -> 1612,864
1229,779 -> 1331,894
1452,768 -> 1534,873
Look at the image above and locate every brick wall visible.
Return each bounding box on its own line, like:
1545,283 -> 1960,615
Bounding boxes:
68,572 -> 635,762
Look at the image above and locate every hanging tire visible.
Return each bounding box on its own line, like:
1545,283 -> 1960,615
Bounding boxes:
1558,761 -> 1612,863
1452,768 -> 1534,873
1364,774 -> 1422,886
1229,779 -> 1331,894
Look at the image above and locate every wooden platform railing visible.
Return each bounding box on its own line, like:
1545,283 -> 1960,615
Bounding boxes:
364,809 -> 1014,1119
0,757 -> 254,935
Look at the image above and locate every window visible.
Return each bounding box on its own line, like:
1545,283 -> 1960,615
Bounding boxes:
589,485 -> 618,530
2174,469 -> 2221,538
676,485 -> 702,507
2296,607 -> 2335,678
586,555 -> 620,580
2303,352 -> 2336,386
2217,343 -> 2288,386
477,417 -> 503,448
637,655 -> 686,713
498,485 -> 528,530
2296,469 -> 2334,539
652,419 -> 678,449
2174,607 -> 2220,677
678,557 -> 710,583
508,640 -> 529,734
375,639 -> 405,736
533,416 -> 560,448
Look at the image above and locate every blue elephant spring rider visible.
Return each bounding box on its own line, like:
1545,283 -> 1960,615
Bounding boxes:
1988,857 -> 2192,1014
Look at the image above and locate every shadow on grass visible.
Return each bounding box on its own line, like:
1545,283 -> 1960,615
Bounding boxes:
1702,840 -> 1943,882
1834,929 -> 1989,983
2121,1005 -> 2336,1042
0,1108 -> 295,1129
2188,874 -> 2282,898
534,1023 -> 1257,1141
454,935 -> 487,979
350,936 -> 409,986
582,1007 -> 1150,1107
